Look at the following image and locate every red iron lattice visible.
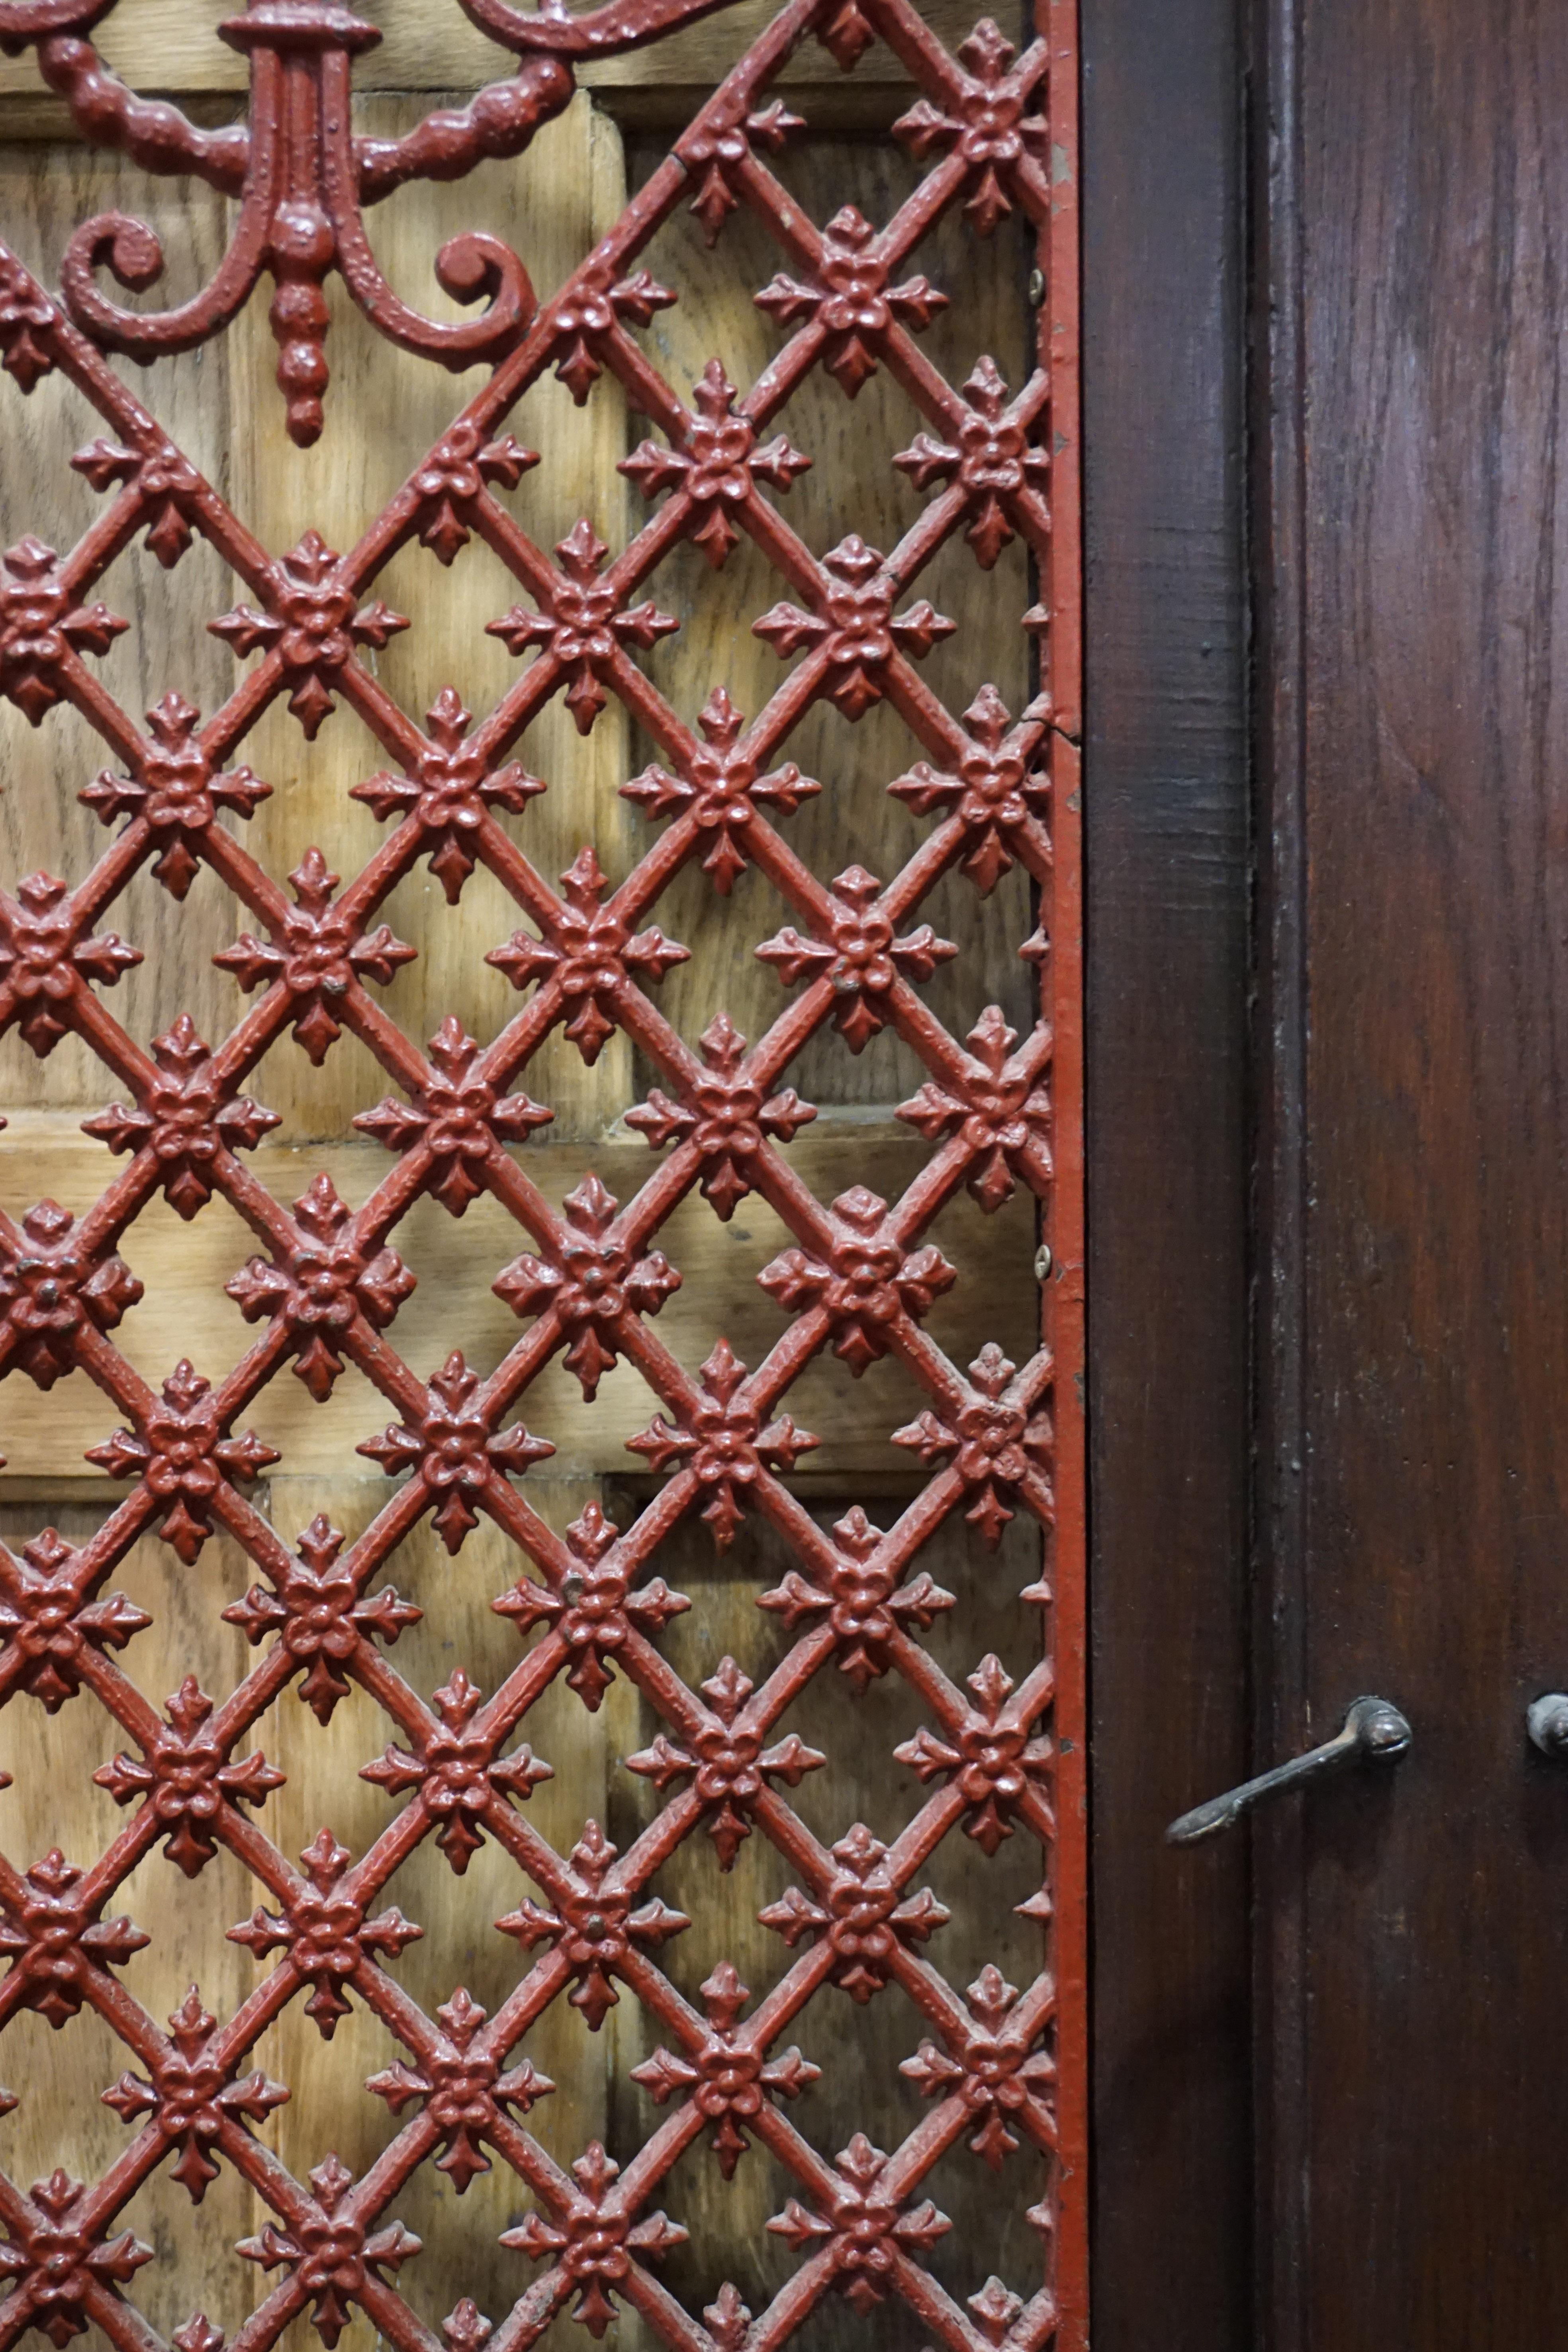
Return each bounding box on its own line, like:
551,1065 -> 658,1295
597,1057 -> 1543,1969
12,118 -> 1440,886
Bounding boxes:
0,0 -> 1085,2347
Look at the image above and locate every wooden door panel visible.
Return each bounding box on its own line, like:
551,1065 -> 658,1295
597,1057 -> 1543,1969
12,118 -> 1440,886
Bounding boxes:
0,1499 -> 260,2345
0,8 -> 1082,2352
1254,1 -> 1568,2343
0,1124 -> 1037,1479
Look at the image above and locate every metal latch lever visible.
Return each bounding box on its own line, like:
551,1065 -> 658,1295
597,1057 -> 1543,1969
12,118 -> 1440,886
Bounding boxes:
1166,1696 -> 1413,1846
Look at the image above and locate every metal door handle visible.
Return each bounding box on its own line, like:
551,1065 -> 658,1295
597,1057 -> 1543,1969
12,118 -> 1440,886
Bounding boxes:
1528,1694 -> 1568,1755
1166,1696 -> 1413,1845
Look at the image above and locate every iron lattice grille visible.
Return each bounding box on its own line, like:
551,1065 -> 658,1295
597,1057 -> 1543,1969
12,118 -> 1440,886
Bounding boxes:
0,2 -> 1085,2350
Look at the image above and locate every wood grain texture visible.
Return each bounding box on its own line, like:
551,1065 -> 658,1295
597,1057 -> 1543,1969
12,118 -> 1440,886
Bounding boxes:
253,1474 -> 642,2352
0,140 -> 239,1110
0,94 -> 637,1136
1081,0 -> 1253,2342
606,1498 -> 1047,2352
0,1502 -> 259,2342
622,129 -> 1033,1111
0,0 -> 985,99
1261,3 -> 1568,2344
226,90 -> 638,1142
0,26 -> 1052,2348
0,1115 -> 1036,1480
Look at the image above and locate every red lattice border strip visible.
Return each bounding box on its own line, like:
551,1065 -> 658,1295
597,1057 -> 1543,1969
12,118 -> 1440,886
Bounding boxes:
0,1 -> 1086,2349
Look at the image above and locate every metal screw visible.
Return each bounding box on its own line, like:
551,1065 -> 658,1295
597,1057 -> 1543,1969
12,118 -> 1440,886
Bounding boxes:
1528,1693 -> 1568,1756
1034,1244 -> 1052,1282
1028,267 -> 1045,307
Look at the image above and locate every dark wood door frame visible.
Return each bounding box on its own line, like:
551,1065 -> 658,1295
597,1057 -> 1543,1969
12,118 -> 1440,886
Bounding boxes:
1091,4 -> 1568,2346
1082,0 -> 1254,2344
1251,0 -> 1310,2342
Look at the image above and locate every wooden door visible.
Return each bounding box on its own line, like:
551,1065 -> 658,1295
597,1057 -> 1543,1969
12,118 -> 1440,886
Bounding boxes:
1251,2 -> 1568,2342
1086,2 -> 1568,2345
0,6 -> 1080,2352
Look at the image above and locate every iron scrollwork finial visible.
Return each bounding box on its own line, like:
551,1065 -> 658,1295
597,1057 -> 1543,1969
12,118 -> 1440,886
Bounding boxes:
0,0 -> 746,443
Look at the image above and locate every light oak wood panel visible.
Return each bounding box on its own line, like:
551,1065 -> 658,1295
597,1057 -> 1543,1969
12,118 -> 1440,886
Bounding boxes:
0,0 -> 986,102
0,96 -> 638,1138
0,139 -> 241,1109
0,1113 -> 1036,1480
227,90 -> 638,1144
620,131 -> 1034,1109
248,1474 -> 642,2352
605,1499 -> 1047,2349
0,1504 -> 260,2340
0,31 -> 1049,2350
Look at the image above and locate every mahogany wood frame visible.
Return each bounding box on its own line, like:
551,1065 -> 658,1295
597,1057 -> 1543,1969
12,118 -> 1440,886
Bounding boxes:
1083,0 -> 1253,2342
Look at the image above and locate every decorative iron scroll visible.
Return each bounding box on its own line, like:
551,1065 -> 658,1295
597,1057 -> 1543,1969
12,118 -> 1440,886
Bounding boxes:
0,0 -> 1085,2348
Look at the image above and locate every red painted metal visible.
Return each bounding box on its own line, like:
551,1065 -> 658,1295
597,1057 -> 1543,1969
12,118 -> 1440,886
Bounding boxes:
0,0 -> 1085,2345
